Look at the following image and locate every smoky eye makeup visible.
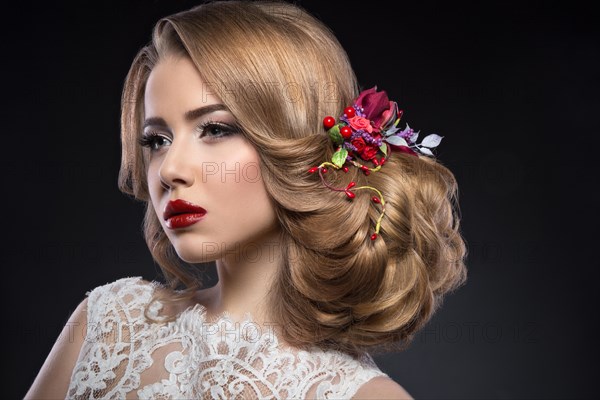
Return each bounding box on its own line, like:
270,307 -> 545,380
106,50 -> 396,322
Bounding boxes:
137,132 -> 171,151
194,119 -> 242,140
138,118 -> 242,151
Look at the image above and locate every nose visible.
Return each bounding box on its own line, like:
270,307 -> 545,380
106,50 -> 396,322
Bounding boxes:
157,138 -> 196,190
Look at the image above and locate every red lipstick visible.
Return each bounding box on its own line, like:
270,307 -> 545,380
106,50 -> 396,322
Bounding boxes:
164,199 -> 207,229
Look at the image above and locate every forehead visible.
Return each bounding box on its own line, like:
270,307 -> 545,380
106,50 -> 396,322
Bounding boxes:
144,56 -> 222,116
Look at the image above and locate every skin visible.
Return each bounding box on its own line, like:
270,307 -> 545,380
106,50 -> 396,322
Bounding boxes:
143,55 -> 282,325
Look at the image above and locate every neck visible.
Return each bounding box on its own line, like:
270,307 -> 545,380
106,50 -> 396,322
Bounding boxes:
200,229 -> 283,325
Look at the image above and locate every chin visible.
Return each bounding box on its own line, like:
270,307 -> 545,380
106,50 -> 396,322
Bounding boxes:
162,231 -> 216,263
172,240 -> 222,263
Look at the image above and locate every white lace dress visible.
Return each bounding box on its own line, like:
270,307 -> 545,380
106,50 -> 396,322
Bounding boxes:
66,277 -> 388,399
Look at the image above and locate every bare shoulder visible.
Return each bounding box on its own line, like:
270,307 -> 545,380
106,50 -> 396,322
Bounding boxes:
352,376 -> 414,400
24,297 -> 89,399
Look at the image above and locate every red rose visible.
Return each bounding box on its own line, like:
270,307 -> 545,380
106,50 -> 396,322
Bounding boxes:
351,137 -> 366,152
360,145 -> 379,161
348,116 -> 373,133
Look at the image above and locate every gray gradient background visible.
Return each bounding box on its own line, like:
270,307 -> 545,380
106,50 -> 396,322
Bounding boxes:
4,1 -> 597,399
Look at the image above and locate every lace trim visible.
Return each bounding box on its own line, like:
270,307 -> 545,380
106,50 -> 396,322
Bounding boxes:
66,277 -> 388,399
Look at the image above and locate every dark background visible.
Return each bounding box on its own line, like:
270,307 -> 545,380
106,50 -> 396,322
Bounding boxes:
3,1 -> 598,399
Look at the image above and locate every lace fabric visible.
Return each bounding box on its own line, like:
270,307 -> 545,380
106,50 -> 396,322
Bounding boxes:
66,277 -> 388,399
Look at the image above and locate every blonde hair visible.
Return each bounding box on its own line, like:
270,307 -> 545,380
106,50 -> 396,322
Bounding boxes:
119,0 -> 467,355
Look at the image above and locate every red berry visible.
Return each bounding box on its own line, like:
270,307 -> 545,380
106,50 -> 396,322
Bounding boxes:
344,107 -> 356,118
372,196 -> 380,204
322,168 -> 327,173
342,166 -> 349,173
308,166 -> 318,173
345,190 -> 355,199
340,126 -> 352,139
372,158 -> 379,166
323,116 -> 335,129
346,181 -> 356,189
370,233 -> 378,241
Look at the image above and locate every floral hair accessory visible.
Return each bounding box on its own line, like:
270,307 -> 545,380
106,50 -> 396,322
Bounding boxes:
309,86 -> 443,241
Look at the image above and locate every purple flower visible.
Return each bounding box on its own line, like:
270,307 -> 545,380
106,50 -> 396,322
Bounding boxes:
399,125 -> 415,140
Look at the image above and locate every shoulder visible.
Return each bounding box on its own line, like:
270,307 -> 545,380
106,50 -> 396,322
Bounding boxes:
87,275 -> 156,297
352,376 -> 413,400
25,296 -> 90,399
25,277 -> 160,399
314,351 -> 412,400
86,276 -> 157,305
85,276 -> 160,323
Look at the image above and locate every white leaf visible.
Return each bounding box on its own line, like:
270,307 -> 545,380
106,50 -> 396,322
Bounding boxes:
410,130 -> 420,143
419,147 -> 433,155
385,136 -> 409,146
420,134 -> 443,148
385,126 -> 400,136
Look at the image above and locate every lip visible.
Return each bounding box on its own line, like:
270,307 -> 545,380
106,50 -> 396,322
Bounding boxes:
164,199 -> 207,229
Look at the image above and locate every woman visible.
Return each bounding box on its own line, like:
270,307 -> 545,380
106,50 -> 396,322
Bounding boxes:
26,1 -> 467,398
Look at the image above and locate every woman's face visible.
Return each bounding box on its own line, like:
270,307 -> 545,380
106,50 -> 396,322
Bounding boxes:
143,56 -> 279,263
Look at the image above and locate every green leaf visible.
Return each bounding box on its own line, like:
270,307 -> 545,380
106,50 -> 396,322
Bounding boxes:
328,124 -> 343,145
379,143 -> 388,156
331,148 -> 348,167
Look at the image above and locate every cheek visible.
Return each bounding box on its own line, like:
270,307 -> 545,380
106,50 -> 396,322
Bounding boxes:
208,159 -> 275,225
213,162 -> 268,207
146,163 -> 163,213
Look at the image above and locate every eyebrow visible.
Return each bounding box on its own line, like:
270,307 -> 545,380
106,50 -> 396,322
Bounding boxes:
143,104 -> 229,129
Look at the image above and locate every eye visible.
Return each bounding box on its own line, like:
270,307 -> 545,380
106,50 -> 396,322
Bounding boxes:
197,121 -> 240,139
137,132 -> 172,151
203,124 -> 226,137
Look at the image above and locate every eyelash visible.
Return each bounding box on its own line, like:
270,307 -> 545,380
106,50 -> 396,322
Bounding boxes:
137,120 -> 240,151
